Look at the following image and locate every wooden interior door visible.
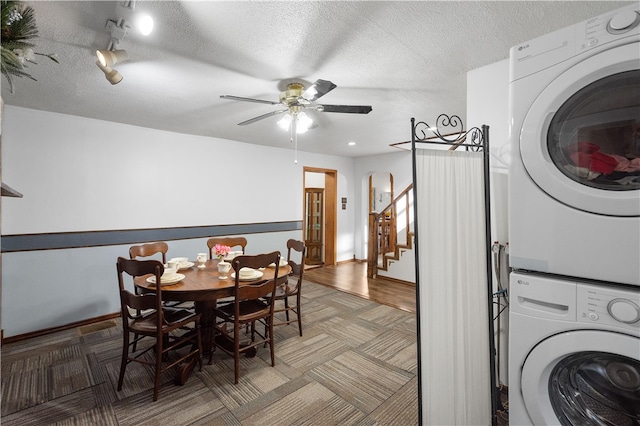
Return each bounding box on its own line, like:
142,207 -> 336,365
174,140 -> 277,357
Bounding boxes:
305,188 -> 324,265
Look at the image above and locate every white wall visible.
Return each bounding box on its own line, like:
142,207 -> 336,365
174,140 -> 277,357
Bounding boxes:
467,59 -> 510,175
467,59 -> 510,245
466,59 -> 511,386
1,106 -> 356,337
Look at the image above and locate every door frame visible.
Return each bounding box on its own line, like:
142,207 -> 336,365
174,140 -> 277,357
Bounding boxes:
369,172 -> 394,213
303,167 -> 337,266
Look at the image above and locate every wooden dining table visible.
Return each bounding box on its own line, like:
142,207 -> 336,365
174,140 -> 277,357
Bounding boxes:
134,258 -> 291,384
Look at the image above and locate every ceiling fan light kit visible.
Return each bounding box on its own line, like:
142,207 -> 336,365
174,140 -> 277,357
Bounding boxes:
277,113 -> 292,131
278,111 -> 312,134
295,111 -> 312,133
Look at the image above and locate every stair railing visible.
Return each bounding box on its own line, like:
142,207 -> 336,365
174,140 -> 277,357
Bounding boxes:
368,183 -> 413,278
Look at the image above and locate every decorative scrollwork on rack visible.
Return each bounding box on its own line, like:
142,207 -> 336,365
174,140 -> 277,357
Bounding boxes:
413,114 -> 485,151
464,126 -> 484,152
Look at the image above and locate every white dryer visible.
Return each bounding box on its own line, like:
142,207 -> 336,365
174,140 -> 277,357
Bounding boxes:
509,4 -> 640,286
509,271 -> 640,425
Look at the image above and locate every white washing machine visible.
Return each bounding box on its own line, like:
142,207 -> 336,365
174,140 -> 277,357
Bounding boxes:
508,4 -> 640,286
509,271 -> 640,425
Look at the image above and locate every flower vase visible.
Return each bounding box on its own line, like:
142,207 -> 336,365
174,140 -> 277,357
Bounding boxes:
217,260 -> 231,279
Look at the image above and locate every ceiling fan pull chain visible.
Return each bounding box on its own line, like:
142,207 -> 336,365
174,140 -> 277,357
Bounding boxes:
292,113 -> 298,163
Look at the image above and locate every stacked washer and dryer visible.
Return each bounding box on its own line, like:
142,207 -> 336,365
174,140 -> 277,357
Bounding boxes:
508,4 -> 640,425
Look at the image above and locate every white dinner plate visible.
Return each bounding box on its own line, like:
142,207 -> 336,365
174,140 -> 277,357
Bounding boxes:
146,273 -> 185,286
230,270 -> 264,281
177,261 -> 194,270
268,259 -> 288,268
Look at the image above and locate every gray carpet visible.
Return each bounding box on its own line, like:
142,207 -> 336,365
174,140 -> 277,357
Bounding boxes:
1,281 -> 418,425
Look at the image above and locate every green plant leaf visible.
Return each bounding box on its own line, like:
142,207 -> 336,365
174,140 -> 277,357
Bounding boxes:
1,0 -> 58,91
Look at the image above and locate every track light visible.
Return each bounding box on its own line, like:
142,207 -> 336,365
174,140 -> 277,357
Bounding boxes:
96,49 -> 128,67
95,2 -> 154,85
95,60 -> 123,85
95,49 -> 127,84
116,3 -> 154,36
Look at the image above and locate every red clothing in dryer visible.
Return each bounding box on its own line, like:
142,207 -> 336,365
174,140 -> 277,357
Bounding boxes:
567,142 -> 618,174
611,155 -> 640,172
566,142 -> 600,155
590,151 -> 618,174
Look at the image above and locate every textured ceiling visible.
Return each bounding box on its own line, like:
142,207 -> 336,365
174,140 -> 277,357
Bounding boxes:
1,1 -> 633,157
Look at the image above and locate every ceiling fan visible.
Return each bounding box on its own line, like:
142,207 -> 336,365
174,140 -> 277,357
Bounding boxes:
220,79 -> 373,128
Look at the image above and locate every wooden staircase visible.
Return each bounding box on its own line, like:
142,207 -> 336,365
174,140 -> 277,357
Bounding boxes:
367,184 -> 414,279
381,233 -> 414,272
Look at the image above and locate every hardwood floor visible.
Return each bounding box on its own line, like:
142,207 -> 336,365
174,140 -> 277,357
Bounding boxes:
304,261 -> 416,313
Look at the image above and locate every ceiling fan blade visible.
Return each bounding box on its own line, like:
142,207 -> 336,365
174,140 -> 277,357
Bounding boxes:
220,95 -> 281,105
317,104 -> 373,114
303,79 -> 337,102
238,109 -> 288,126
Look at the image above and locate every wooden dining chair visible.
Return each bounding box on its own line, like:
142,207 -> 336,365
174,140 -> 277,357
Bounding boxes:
116,257 -> 203,401
130,241 -> 187,301
129,241 -> 185,339
207,236 -> 247,259
209,251 -> 280,384
270,239 -> 306,336
129,242 -> 169,263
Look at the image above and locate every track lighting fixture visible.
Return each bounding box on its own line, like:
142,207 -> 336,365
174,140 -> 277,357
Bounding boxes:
95,60 -> 123,85
115,3 -> 154,36
96,49 -> 128,67
95,1 -> 153,85
95,49 -> 128,84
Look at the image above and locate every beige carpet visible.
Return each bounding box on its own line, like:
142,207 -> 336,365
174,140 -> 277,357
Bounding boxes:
1,281 -> 418,425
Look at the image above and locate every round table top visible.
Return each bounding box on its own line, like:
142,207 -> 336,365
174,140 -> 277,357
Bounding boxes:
134,259 -> 291,302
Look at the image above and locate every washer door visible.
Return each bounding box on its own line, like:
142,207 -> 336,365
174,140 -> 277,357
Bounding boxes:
521,330 -> 640,425
520,42 -> 640,216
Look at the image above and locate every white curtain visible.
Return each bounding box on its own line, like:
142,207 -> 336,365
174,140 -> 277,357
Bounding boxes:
415,148 -> 491,425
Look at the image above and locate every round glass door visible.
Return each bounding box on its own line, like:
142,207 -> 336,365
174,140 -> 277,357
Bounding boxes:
549,351 -> 640,425
521,330 -> 640,425
520,42 -> 640,216
548,70 -> 640,192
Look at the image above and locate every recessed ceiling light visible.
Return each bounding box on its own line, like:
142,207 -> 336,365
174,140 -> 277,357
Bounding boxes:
347,141 -> 356,146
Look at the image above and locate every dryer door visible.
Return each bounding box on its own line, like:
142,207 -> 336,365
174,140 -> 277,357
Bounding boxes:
520,42 -> 640,216
521,330 -> 640,425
